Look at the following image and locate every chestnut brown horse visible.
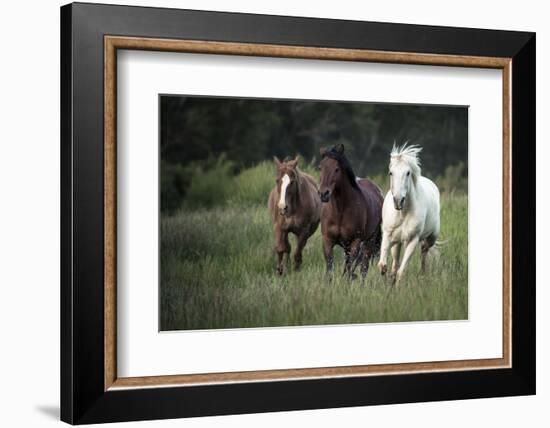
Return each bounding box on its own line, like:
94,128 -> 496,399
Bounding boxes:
268,156 -> 321,275
319,144 -> 383,280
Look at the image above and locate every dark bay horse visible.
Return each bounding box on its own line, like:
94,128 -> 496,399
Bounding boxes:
268,156 -> 321,275
319,144 -> 383,279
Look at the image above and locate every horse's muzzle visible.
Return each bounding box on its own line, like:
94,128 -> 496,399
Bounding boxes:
393,196 -> 405,210
279,207 -> 288,216
319,190 -> 331,203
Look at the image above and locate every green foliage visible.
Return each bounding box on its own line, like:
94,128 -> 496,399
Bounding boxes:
160,193 -> 468,331
227,161 -> 275,208
182,156 -> 234,210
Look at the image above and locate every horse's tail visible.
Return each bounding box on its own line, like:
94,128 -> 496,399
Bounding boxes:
434,239 -> 448,249
426,238 -> 447,260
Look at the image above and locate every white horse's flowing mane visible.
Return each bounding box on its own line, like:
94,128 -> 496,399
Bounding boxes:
390,143 -> 422,178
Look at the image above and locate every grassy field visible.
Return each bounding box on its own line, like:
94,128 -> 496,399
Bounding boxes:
160,164 -> 468,331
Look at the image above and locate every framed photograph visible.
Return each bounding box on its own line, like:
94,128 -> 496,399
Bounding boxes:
61,2 -> 535,424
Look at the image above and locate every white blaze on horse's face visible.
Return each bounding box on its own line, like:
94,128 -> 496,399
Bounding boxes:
390,162 -> 412,211
278,174 -> 291,214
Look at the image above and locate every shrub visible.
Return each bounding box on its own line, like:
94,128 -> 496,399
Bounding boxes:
182,156 -> 234,210
227,161 -> 275,207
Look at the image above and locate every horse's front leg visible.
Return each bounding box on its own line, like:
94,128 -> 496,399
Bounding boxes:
275,228 -> 291,275
395,236 -> 419,285
390,242 -> 402,281
359,241 -> 374,281
354,242 -> 367,278
293,233 -> 309,271
322,235 -> 334,279
344,239 -> 362,280
378,230 -> 391,275
342,245 -> 351,277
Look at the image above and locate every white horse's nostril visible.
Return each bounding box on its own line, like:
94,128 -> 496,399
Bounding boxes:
393,196 -> 401,209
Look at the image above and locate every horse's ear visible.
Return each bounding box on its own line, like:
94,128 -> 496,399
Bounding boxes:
288,155 -> 299,168
320,147 -> 327,157
273,156 -> 282,167
335,143 -> 345,154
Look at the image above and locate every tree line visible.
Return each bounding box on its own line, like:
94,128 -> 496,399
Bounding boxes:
160,95 -> 467,212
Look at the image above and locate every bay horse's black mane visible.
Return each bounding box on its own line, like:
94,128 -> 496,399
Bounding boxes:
322,147 -> 360,190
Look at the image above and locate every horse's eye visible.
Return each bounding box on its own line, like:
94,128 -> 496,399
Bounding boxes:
407,171 -> 410,176
335,168 -> 339,173
389,171 -> 392,176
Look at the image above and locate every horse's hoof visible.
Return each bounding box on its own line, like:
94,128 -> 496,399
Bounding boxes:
277,267 -> 283,276
391,273 -> 402,287
380,264 -> 387,275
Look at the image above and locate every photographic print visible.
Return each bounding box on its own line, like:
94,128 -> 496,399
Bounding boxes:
160,95 -> 468,331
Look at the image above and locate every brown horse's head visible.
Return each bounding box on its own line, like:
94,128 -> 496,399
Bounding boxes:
273,155 -> 300,216
319,144 -> 358,203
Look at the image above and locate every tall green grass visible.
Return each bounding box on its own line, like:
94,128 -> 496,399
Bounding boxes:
160,191 -> 468,331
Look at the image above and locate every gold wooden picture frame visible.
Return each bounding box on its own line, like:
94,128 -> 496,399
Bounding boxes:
103,36 -> 512,391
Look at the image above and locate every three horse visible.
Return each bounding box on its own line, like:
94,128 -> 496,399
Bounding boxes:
318,144 -> 384,279
269,144 -> 440,284
377,145 -> 441,285
268,156 -> 321,275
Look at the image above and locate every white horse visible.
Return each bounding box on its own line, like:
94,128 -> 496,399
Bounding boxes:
377,144 -> 440,285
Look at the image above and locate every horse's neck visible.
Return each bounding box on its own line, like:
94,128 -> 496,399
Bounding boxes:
402,177 -> 419,212
288,173 -> 303,212
333,178 -> 360,214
